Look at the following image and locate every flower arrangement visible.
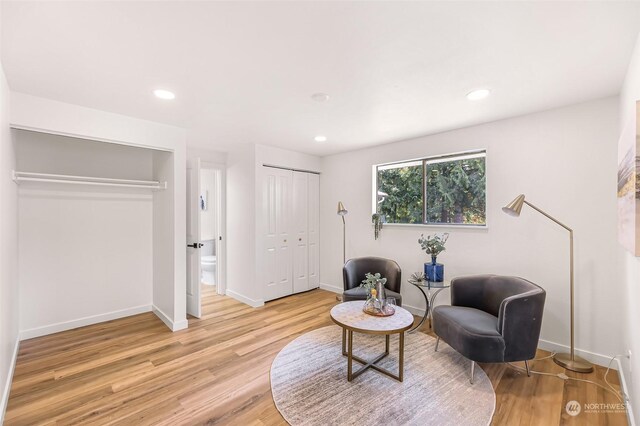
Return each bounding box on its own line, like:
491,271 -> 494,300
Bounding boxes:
360,272 -> 387,290
418,233 -> 450,258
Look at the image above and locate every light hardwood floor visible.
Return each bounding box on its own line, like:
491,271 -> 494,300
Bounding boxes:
5,287 -> 628,425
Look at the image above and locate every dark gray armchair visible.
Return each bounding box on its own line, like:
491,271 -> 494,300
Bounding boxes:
432,275 -> 545,383
342,257 -> 402,306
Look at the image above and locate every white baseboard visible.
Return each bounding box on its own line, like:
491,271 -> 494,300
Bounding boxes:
615,358 -> 636,426
537,339 -> 619,369
19,305 -> 152,340
319,282 -> 342,294
226,289 -> 264,308
0,337 -> 20,424
152,305 -> 188,331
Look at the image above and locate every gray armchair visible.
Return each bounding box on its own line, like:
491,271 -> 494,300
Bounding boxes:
342,257 -> 402,306
432,275 -> 545,383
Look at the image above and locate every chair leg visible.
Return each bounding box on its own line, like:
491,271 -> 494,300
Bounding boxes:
434,336 -> 440,352
525,359 -> 531,377
470,361 -> 475,384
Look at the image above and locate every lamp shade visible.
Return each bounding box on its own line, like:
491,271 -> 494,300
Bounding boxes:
502,194 -> 525,217
337,201 -> 348,216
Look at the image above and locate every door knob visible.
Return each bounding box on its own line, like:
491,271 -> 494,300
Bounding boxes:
284,239 -> 287,243
298,238 -> 302,241
187,243 -> 204,248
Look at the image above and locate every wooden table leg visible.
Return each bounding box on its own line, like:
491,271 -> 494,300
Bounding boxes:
399,331 -> 405,382
347,330 -> 353,381
342,328 -> 347,356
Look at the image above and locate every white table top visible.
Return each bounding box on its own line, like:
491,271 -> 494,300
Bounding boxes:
330,301 -> 414,334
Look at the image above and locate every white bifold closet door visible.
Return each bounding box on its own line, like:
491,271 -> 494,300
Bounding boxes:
262,167 -> 319,302
263,167 -> 293,301
292,172 -> 309,293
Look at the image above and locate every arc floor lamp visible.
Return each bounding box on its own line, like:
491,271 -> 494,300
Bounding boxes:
502,194 -> 594,373
337,201 -> 348,264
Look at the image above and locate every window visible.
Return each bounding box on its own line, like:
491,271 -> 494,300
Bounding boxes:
376,151 -> 486,226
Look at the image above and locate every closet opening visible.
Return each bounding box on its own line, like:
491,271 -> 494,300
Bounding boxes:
14,128 -> 183,337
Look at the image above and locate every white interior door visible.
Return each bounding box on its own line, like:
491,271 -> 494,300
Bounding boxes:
186,157 -> 202,318
308,173 -> 320,289
263,167 -> 293,301
292,171 -> 309,293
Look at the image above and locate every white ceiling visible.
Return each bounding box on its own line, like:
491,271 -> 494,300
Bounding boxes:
2,1 -> 640,156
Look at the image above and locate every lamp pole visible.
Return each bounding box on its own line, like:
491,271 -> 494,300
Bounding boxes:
337,201 -> 348,264
342,215 -> 346,264
503,195 -> 593,373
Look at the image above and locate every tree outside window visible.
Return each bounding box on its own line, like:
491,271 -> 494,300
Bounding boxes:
376,152 -> 486,225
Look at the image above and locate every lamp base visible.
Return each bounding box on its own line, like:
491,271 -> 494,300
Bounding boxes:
553,352 -> 594,373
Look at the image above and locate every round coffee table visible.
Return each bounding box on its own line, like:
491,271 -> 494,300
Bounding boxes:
330,301 -> 414,382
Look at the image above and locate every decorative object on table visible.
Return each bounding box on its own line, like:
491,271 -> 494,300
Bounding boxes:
418,233 -> 449,282
432,275 -> 546,384
270,326 -> 496,426
362,288 -> 396,316
342,257 -> 403,306
502,194 -> 593,374
360,273 -> 394,316
616,100 -> 640,256
408,271 -> 428,286
337,201 -> 348,264
372,213 -> 383,240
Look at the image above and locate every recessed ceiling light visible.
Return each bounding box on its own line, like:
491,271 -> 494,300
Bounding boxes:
154,89 -> 175,100
466,89 -> 490,101
314,135 -> 327,142
311,93 -> 330,102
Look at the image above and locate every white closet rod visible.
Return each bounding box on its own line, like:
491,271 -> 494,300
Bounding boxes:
12,171 -> 168,190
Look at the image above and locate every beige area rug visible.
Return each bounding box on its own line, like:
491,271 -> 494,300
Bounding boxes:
270,326 -> 495,426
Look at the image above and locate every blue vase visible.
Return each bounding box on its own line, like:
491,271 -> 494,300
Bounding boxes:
424,256 -> 444,282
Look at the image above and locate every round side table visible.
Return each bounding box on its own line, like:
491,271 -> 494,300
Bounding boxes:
330,301 -> 413,382
408,279 -> 451,333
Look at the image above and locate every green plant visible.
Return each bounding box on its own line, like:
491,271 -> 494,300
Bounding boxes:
360,272 -> 387,290
372,214 -> 383,240
418,233 -> 450,258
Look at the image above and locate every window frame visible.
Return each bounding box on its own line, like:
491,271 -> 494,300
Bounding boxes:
374,150 -> 487,228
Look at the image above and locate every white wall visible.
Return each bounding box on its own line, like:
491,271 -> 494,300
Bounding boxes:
226,144 -> 257,305
187,147 -> 227,165
320,97 -> 622,366
200,168 -> 217,241
619,32 -> 640,425
10,93 -> 188,331
0,4 -> 19,420
15,131 -> 154,338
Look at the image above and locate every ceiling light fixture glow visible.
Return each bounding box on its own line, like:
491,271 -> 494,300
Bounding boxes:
311,93 -> 330,102
154,89 -> 176,100
466,88 -> 490,101
314,135 -> 327,142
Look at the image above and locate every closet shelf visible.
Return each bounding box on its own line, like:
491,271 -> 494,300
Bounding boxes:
12,171 -> 168,190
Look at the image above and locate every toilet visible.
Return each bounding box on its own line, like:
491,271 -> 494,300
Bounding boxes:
200,239 -> 217,285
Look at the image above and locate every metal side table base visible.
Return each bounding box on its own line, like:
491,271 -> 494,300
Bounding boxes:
408,281 -> 450,333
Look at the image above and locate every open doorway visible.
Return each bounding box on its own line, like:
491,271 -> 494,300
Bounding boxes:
199,164 -> 225,304
186,158 -> 226,319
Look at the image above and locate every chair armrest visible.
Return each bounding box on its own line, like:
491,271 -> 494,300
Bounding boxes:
498,290 -> 546,361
